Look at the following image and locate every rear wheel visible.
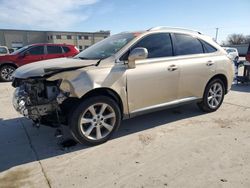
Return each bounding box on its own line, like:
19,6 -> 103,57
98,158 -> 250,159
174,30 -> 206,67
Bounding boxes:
0,65 -> 16,82
69,96 -> 121,145
197,79 -> 225,112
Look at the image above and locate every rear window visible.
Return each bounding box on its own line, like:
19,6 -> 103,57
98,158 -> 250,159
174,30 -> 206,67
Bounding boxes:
47,46 -> 63,54
174,34 -> 204,56
62,46 -> 70,53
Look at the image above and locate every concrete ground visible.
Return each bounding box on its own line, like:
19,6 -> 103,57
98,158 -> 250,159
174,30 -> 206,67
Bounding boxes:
0,80 -> 250,188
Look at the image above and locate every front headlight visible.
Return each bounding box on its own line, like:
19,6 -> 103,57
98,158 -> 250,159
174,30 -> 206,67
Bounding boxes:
12,87 -> 29,116
12,87 -> 20,110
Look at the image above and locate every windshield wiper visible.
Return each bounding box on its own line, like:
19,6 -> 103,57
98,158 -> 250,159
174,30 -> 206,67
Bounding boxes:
75,56 -> 104,66
95,58 -> 105,66
76,57 -> 90,60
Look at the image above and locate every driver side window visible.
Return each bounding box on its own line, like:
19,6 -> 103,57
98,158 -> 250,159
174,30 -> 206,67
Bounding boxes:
121,33 -> 173,60
26,46 -> 44,55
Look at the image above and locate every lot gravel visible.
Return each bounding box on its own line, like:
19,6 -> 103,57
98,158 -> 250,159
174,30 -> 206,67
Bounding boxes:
0,80 -> 250,188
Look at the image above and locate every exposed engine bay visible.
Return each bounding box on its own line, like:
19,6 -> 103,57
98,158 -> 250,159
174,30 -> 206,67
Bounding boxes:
12,78 -> 69,126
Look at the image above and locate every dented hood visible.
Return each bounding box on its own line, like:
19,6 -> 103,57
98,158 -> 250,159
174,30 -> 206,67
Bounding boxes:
13,58 -> 99,79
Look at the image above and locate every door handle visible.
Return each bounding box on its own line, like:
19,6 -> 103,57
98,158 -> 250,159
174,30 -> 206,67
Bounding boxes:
168,65 -> 178,71
206,60 -> 214,66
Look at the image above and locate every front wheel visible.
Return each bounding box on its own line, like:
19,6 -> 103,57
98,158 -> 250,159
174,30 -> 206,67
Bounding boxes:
197,79 -> 225,112
69,96 -> 121,145
0,65 -> 16,82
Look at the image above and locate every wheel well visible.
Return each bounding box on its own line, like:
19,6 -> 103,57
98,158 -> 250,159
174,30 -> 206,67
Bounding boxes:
0,63 -> 18,69
208,74 -> 228,94
81,88 -> 124,115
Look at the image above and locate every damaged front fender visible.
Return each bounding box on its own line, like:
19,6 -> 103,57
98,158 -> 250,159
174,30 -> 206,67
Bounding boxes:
47,63 -> 130,116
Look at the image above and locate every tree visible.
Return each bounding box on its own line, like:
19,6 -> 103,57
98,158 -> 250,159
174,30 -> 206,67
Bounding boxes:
226,34 -> 246,45
245,35 -> 250,44
226,33 -> 250,45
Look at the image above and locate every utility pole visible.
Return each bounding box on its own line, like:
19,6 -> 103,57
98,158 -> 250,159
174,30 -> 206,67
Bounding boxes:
215,27 -> 219,42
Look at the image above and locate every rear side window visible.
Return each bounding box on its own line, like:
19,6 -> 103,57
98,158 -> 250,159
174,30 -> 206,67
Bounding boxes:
202,41 -> 217,53
62,46 -> 70,53
47,46 -> 63,54
27,46 -> 44,55
174,34 -> 203,55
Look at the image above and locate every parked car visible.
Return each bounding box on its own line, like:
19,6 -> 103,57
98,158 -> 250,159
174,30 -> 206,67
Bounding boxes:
224,47 -> 239,61
0,46 -> 9,56
12,27 -> 234,145
246,44 -> 250,62
0,43 -> 79,81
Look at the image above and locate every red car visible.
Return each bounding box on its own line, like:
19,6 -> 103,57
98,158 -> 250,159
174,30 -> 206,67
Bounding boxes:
0,43 -> 79,81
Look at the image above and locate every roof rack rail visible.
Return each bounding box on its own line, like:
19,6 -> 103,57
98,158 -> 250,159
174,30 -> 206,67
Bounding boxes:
148,26 -> 202,34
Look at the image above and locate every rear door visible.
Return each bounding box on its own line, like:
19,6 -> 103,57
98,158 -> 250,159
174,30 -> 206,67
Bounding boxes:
45,45 -> 64,60
172,33 -> 217,99
19,45 -> 45,65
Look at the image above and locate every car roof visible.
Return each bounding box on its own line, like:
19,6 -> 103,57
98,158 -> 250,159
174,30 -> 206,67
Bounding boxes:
147,26 -> 202,35
120,27 -> 202,36
29,43 -> 74,47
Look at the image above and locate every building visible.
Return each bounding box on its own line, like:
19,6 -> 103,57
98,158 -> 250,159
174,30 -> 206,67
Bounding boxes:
0,29 -> 110,51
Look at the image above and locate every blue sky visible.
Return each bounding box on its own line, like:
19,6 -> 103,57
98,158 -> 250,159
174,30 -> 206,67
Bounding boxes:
0,0 -> 249,43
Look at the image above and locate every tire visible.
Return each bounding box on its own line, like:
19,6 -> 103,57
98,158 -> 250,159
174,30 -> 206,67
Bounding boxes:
197,79 -> 225,113
0,64 -> 16,82
69,96 -> 121,145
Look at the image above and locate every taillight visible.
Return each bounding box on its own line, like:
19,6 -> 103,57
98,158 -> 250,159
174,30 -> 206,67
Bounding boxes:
74,46 -> 79,52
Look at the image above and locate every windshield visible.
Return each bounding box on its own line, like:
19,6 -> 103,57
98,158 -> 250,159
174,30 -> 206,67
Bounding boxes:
75,33 -> 136,60
11,45 -> 30,55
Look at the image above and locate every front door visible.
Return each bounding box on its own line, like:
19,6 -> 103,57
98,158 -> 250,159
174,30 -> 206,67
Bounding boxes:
19,45 -> 45,66
124,33 -> 180,114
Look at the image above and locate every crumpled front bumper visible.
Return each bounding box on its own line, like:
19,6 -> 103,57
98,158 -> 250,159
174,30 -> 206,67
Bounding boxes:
12,87 -> 64,121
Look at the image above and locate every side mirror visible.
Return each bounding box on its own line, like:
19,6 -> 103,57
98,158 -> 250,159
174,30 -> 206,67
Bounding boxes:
128,47 -> 148,69
21,51 -> 30,58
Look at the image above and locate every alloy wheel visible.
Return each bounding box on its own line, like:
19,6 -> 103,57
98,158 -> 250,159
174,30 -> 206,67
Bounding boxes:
1,66 -> 15,81
79,103 -> 116,140
207,82 -> 223,109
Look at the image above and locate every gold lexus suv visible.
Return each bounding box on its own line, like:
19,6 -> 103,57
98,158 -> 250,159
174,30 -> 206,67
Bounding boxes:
12,27 -> 234,145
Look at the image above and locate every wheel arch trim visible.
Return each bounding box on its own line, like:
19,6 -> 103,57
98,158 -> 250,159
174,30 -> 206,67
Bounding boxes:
0,62 -> 18,69
205,74 -> 228,95
80,87 -> 126,119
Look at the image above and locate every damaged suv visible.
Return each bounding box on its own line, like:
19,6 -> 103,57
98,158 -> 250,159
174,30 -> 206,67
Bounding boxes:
12,27 -> 234,145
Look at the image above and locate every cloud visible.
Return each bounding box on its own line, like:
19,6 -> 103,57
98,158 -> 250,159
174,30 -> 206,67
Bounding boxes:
0,0 -> 99,30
